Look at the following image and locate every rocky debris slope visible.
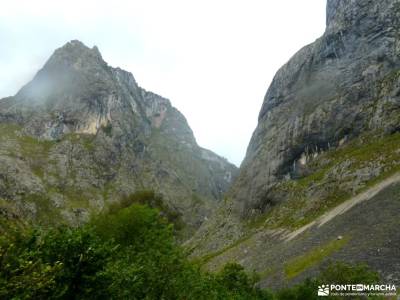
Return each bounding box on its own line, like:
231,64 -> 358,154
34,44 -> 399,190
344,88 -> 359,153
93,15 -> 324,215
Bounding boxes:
187,0 -> 400,284
201,179 -> 400,288
0,40 -> 237,231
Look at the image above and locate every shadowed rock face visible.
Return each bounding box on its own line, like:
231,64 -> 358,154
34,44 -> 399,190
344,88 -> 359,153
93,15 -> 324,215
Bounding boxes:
231,0 -> 400,217
0,40 -> 237,231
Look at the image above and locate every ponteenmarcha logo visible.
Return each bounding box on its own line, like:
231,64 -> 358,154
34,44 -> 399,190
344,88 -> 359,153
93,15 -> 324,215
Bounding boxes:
317,283 -> 396,297
317,285 -> 329,296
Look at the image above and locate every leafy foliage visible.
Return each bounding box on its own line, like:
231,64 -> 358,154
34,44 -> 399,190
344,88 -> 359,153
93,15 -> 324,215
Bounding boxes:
0,224 -> 114,299
0,226 -> 61,299
109,190 -> 184,230
0,192 -> 382,299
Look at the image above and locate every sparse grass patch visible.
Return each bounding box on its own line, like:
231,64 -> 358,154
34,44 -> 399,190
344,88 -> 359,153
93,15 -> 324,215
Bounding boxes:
19,135 -> 55,154
23,193 -> 62,225
248,132 -> 400,231
19,136 -> 56,179
0,123 -> 21,139
64,133 -> 95,151
197,234 -> 253,266
284,236 -> 350,280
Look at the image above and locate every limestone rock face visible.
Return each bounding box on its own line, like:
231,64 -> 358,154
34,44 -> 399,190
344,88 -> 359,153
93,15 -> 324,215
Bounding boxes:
231,0 -> 400,216
0,40 -> 237,230
186,1 -> 400,287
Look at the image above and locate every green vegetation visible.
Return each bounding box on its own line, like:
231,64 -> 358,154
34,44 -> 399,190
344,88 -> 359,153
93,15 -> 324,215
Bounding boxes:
0,125 -> 106,224
115,190 -> 184,230
196,235 -> 253,266
0,195 -> 272,299
249,132 -> 400,230
0,191 -> 383,299
0,123 -> 55,154
64,133 -> 95,152
277,261 -> 382,300
284,237 -> 349,279
0,124 -> 56,179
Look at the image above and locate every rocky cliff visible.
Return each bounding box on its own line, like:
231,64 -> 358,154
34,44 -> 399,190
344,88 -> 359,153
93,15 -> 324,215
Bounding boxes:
0,40 -> 237,231
232,0 -> 400,216
188,0 -> 400,286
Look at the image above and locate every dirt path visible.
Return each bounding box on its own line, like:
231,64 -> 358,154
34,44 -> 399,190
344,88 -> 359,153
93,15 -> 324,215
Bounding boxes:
284,172 -> 400,241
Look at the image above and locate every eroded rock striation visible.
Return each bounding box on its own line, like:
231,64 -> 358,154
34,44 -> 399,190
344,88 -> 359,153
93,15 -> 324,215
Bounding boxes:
0,40 -> 237,231
231,0 -> 400,216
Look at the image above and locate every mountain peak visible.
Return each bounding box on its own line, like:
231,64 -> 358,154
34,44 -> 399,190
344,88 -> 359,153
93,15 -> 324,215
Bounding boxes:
58,40 -> 101,57
12,40 -> 108,110
65,39 -> 87,48
43,40 -> 105,72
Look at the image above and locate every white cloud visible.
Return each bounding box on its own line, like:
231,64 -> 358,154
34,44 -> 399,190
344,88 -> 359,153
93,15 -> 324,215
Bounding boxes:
0,0 -> 326,166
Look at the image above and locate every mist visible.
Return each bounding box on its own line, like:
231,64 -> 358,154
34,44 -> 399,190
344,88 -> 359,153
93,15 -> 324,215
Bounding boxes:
0,0 -> 326,166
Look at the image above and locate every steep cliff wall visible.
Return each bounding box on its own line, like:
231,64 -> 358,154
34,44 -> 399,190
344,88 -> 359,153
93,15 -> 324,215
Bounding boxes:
188,0 -> 400,286
0,41 -> 237,231
231,0 -> 400,216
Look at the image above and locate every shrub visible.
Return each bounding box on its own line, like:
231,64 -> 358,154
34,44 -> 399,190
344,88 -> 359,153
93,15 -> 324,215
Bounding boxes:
0,225 -> 114,299
107,191 -> 184,230
0,201 -> 383,299
38,226 -> 115,299
0,227 -> 61,299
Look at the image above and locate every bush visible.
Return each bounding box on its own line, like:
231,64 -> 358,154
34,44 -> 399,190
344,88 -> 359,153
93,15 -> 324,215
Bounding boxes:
38,226 -> 115,299
0,199 -> 383,299
108,191 -> 184,230
0,225 -> 114,299
93,203 -> 185,299
0,227 -> 61,299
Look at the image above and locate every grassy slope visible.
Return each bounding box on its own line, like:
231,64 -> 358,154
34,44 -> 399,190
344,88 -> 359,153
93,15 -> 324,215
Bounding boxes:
248,131 -> 400,230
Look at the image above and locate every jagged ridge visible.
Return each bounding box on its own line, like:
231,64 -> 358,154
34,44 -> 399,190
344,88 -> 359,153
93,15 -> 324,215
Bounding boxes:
0,40 -> 238,233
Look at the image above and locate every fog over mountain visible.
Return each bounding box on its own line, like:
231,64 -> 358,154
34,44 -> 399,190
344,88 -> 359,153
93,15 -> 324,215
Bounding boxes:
0,0 -> 326,165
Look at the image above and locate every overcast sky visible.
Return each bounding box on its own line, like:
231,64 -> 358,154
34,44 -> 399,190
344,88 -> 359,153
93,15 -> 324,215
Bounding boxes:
0,0 -> 326,166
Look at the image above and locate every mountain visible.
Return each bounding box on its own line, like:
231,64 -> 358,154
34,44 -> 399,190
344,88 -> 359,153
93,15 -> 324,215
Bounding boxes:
0,40 -> 237,232
188,0 -> 400,287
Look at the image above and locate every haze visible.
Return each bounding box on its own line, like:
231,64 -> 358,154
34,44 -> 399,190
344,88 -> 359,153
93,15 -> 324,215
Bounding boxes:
0,0 -> 326,166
